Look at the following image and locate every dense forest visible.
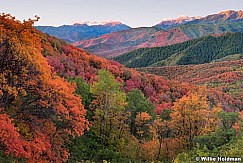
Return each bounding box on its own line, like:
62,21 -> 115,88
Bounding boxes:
138,60 -> 243,161
113,32 -> 243,68
1,14 -> 243,162
138,60 -> 243,110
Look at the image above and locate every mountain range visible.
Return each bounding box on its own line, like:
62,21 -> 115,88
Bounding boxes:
35,22 -> 131,43
36,10 -> 243,58
75,10 -> 243,57
187,10 -> 243,25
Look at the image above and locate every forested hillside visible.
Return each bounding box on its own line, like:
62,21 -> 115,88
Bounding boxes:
138,60 -> 243,107
114,32 -> 243,67
0,14 -> 88,162
138,60 -> 243,162
74,10 -> 243,58
182,20 -> 243,37
1,14 -> 243,162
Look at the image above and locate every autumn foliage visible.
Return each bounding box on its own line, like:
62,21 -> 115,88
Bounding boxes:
0,14 -> 88,162
1,14 -> 242,162
170,88 -> 221,148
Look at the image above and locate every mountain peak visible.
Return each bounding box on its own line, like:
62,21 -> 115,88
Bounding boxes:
184,10 -> 243,25
161,16 -> 200,22
74,21 -> 122,26
219,10 -> 239,15
200,10 -> 243,22
219,10 -> 243,18
155,16 -> 200,29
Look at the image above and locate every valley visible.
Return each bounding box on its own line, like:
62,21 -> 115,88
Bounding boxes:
1,8 -> 243,163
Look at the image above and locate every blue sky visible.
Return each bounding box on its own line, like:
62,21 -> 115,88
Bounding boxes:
1,0 -> 243,27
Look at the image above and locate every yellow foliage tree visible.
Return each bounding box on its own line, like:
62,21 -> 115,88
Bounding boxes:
170,87 -> 221,149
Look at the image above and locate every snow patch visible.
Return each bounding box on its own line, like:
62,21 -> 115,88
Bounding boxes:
75,21 -> 122,26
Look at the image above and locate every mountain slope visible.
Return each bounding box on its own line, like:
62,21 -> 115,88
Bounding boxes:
2,13 -> 243,162
154,16 -> 200,30
0,14 -> 88,162
154,10 -> 243,30
74,10 -> 243,57
75,27 -> 190,58
2,13 -> 192,162
113,32 -> 243,67
187,10 -> 243,25
35,22 -> 131,43
138,60 -> 243,100
41,24 -> 243,163
179,19 -> 243,39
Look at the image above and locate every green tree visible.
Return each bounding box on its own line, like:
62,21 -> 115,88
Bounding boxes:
68,77 -> 92,108
68,70 -> 131,162
125,89 -> 156,136
193,111 -> 240,151
194,110 -> 240,149
90,69 -> 127,137
90,70 -> 129,156
218,111 -> 239,142
176,136 -> 243,162
68,77 -> 93,120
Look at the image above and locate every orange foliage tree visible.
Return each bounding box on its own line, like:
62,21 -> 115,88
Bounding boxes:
169,87 -> 221,150
0,14 -> 88,162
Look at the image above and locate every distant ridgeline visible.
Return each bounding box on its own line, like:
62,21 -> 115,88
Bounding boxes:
113,32 -> 243,68
36,10 -> 243,58
35,22 -> 131,43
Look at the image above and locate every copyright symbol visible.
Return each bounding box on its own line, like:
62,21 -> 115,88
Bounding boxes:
196,157 -> 200,161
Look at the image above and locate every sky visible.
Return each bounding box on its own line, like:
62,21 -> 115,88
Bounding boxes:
1,0 -> 243,27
